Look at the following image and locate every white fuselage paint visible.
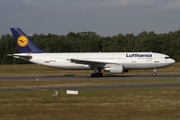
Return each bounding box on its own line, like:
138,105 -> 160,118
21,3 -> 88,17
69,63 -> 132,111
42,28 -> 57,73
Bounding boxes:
14,52 -> 175,70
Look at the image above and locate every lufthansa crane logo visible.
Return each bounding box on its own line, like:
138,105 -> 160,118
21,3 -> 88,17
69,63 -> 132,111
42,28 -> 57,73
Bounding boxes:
17,35 -> 28,47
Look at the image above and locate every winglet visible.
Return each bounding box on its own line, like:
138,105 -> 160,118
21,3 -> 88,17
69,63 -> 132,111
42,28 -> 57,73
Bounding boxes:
10,28 -> 45,53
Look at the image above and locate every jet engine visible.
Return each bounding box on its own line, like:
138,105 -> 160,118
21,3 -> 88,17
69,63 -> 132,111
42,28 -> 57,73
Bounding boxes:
104,64 -> 124,74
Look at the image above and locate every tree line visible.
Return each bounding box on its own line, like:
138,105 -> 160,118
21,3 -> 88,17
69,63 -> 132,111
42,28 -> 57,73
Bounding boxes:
0,30 -> 180,64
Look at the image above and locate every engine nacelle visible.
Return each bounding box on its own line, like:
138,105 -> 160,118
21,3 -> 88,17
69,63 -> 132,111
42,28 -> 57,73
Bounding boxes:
104,64 -> 124,74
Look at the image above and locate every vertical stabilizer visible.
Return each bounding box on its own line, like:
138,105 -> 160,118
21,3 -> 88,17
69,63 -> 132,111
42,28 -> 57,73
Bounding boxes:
10,28 -> 45,53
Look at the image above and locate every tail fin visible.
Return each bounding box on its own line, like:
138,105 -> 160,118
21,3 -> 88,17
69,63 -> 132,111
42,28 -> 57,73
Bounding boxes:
10,28 -> 45,53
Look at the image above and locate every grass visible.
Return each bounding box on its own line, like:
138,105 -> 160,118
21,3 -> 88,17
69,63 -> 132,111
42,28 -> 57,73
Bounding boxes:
0,63 -> 180,119
1,88 -> 180,120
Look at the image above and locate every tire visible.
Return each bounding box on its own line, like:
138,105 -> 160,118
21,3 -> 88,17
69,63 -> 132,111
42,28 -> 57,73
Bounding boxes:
91,73 -> 95,77
99,73 -> 103,77
95,73 -> 99,77
153,73 -> 156,76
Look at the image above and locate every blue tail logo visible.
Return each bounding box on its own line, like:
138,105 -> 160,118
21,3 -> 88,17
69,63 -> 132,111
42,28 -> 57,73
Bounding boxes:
17,35 -> 28,47
11,28 -> 45,53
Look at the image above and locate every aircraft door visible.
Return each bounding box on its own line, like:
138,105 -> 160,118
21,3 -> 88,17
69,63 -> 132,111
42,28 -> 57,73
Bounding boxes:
153,55 -> 159,64
131,56 -> 136,64
45,55 -> 50,63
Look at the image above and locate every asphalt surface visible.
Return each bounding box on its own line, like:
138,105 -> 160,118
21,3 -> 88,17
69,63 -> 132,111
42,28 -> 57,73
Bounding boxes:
1,75 -> 180,81
0,75 -> 180,92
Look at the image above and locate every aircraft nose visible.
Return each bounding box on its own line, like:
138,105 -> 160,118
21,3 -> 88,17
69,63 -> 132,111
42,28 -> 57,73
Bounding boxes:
171,59 -> 176,64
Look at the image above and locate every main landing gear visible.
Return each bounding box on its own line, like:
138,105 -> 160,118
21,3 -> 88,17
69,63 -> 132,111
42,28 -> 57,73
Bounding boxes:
153,69 -> 157,76
91,73 -> 103,77
91,67 -> 103,77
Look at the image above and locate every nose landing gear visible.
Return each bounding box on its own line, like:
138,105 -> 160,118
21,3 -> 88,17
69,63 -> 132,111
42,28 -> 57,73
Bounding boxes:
153,69 -> 157,76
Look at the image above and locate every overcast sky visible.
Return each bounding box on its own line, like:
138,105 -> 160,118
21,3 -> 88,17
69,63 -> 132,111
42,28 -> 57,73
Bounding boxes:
1,0 -> 180,36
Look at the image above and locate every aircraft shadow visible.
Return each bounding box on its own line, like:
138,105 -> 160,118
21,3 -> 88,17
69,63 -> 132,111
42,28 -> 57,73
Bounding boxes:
103,74 -> 134,77
43,74 -> 75,77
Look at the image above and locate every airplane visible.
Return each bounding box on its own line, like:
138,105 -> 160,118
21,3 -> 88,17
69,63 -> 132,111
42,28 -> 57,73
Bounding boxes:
9,28 -> 175,77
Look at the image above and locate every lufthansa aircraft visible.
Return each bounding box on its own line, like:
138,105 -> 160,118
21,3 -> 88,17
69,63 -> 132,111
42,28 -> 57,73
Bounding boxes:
9,28 -> 175,77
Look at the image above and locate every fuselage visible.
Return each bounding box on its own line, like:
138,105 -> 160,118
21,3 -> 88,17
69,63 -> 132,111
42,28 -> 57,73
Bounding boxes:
16,52 -> 175,70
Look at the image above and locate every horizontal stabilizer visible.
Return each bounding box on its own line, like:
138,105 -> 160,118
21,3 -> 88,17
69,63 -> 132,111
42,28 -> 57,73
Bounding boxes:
10,53 -> 32,61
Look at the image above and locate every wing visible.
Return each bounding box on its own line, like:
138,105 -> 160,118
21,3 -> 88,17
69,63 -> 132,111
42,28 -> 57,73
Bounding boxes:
69,59 -> 115,68
8,53 -> 32,61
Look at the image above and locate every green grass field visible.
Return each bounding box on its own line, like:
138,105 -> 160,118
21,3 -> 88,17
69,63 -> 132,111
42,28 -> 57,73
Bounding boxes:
1,88 -> 180,120
0,63 -> 180,120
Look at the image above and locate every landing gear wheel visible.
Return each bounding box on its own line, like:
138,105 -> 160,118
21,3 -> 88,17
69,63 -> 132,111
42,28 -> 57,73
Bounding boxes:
90,73 -> 103,77
153,72 -> 156,76
91,73 -> 95,77
99,73 -> 103,77
95,73 -> 99,77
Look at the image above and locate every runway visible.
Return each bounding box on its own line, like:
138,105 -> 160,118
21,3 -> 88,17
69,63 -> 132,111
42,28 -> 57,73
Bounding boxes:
0,75 -> 180,92
1,75 -> 180,81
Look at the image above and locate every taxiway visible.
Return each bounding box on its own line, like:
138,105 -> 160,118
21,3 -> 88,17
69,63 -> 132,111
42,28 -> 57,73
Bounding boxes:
0,75 -> 180,92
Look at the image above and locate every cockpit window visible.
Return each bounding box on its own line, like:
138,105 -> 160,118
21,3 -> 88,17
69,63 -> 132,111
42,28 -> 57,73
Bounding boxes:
165,57 -> 171,59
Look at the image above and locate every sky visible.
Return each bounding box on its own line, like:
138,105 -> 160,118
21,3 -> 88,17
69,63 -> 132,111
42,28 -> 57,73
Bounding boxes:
1,0 -> 180,36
